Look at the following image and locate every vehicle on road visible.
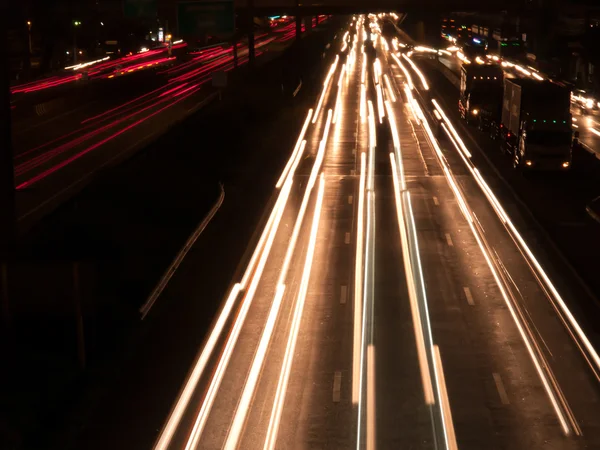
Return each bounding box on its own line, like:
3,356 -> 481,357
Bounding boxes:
498,78 -> 574,171
459,63 -> 503,125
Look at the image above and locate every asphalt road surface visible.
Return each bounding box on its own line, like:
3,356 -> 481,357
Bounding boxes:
50,15 -> 600,450
122,15 -> 600,450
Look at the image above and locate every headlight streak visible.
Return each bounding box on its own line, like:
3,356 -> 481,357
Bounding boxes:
313,55 -> 339,124
333,64 -> 346,124
384,74 -> 397,102
360,84 -> 367,122
223,112 -> 331,449
264,174 -> 326,450
430,97 -> 600,384
433,346 -> 458,450
353,152 -> 367,404
416,92 -> 576,435
154,73 -> 321,447
376,84 -> 385,124
276,110 -> 313,188
182,179 -> 292,450
402,54 -> 429,90
392,53 -> 414,90
390,153 -> 435,406
361,56 -> 367,84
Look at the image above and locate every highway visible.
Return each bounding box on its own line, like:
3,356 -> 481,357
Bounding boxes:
10,17 -> 323,230
135,15 -> 600,450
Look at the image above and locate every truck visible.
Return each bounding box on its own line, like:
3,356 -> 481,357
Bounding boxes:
459,63 -> 504,125
499,78 -> 573,171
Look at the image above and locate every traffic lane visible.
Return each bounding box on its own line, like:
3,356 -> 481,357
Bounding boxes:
418,62 -> 600,297
416,62 -> 600,441
374,170 -> 436,449
269,63 -> 363,446
409,176 -> 584,450
176,175 -> 306,449
66,71 -> 327,450
237,175 -> 354,449
573,112 -> 600,157
14,83 -> 216,231
389,88 -> 572,448
455,172 -> 600,445
12,73 -> 168,155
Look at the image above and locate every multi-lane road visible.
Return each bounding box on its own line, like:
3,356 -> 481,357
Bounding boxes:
10,18 -> 323,230
122,15 -> 600,450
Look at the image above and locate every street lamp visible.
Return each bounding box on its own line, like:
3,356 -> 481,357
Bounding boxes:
26,21 -> 32,55
73,20 -> 81,64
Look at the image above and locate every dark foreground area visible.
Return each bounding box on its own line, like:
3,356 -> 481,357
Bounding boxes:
0,21 -> 341,450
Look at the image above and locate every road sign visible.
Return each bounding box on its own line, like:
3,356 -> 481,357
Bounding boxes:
177,1 -> 234,38
124,0 -> 157,18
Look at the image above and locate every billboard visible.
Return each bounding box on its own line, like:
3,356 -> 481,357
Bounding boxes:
178,1 -> 235,38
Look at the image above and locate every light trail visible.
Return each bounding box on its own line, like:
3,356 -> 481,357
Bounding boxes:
224,137 -> 323,448
391,53 -> 413,90
333,64 -> 346,124
430,98 -> 600,384
360,84 -> 367,122
183,179 -> 292,450
313,55 -> 339,124
276,110 -> 314,188
353,152 -> 367,404
411,82 -> 577,434
389,153 -> 435,405
376,84 -> 385,123
384,74 -> 397,102
153,68 -> 320,449
361,57 -> 367,85
264,174 -> 326,450
402,54 -> 429,90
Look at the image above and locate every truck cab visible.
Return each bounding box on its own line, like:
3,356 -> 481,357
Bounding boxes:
459,64 -> 503,125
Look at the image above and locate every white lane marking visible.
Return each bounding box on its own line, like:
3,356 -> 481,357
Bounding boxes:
493,373 -> 510,405
333,371 -> 342,402
345,232 -> 351,244
463,287 -> 475,306
348,195 -> 354,204
340,285 -> 348,304
445,233 -> 454,247
433,196 -> 439,206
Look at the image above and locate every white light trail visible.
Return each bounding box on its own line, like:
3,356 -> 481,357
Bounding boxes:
313,55 -> 339,124
276,110 -> 313,188
402,54 -> 429,90
384,74 -> 397,102
418,91 -> 578,435
264,174 -> 326,450
361,57 -> 367,84
183,179 -> 293,450
353,152 -> 367,403
389,153 -> 435,405
224,109 -> 331,449
376,84 -> 385,124
360,84 -> 367,122
392,53 -> 413,89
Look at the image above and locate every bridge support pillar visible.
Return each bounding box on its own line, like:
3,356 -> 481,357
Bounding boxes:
0,7 -> 15,257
